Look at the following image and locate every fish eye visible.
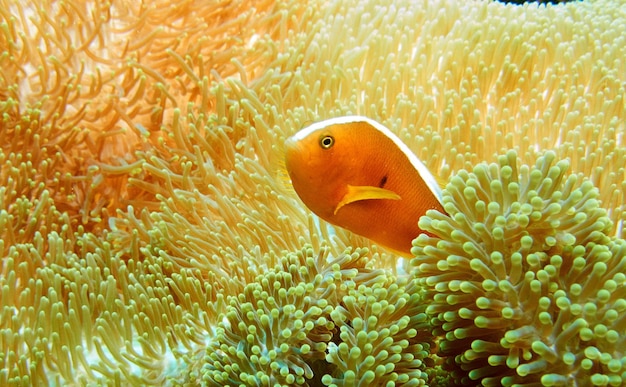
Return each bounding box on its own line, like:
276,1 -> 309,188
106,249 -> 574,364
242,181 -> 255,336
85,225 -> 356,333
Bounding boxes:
319,134 -> 334,149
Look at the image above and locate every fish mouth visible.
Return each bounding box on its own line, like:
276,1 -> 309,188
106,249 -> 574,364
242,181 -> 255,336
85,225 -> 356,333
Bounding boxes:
283,136 -> 300,175
284,134 -> 316,185
284,136 -> 298,153
284,135 -> 308,164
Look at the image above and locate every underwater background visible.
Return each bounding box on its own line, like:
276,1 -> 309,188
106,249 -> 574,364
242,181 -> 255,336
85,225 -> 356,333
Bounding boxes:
1,0 -> 625,385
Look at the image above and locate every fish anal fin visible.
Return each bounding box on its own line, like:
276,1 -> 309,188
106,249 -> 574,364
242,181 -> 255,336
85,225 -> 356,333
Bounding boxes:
334,185 -> 401,215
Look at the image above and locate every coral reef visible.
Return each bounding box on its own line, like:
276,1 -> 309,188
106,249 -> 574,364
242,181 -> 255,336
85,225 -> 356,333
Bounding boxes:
1,0 -> 625,385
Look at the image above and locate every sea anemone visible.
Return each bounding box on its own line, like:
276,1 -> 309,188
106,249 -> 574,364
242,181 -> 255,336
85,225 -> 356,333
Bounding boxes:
197,246 -> 340,386
322,278 -> 435,387
1,0 -> 625,385
412,150 -> 626,385
190,245 -> 436,386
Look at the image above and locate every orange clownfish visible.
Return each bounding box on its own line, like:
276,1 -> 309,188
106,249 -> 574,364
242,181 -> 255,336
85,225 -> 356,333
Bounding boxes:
284,116 -> 444,256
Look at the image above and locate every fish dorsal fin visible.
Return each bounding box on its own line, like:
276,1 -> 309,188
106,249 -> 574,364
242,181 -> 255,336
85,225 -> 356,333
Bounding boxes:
334,185 -> 401,215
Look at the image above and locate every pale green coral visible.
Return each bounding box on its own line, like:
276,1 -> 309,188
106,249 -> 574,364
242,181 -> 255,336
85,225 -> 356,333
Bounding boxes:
412,150 -> 626,386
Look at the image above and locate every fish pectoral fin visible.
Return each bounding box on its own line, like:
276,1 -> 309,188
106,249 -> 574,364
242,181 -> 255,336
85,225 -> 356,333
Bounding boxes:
334,185 -> 401,215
